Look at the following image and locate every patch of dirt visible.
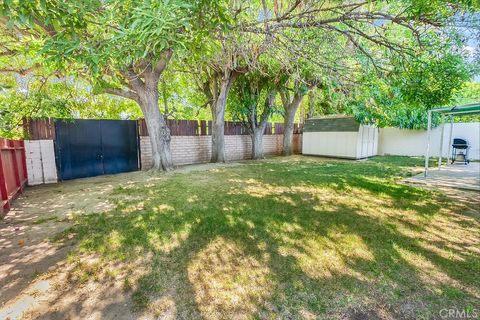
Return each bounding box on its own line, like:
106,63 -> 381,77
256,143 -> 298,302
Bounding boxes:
174,160 -> 245,173
0,171 -> 165,319
18,259 -> 146,320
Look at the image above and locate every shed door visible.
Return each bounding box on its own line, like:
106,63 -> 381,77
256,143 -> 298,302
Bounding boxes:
55,120 -> 139,180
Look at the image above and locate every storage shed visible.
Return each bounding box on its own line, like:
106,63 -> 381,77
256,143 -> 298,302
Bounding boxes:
302,115 -> 378,159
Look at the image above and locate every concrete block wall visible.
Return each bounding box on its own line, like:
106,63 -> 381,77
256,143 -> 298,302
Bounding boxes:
24,140 -> 58,185
140,134 -> 302,169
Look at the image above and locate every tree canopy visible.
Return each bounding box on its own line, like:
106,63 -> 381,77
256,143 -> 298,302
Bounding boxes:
0,0 -> 479,162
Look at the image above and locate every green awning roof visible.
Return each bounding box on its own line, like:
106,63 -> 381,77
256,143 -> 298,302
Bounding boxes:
430,103 -> 480,115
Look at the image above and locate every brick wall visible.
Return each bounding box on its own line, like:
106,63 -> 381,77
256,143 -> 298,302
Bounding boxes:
140,134 -> 302,169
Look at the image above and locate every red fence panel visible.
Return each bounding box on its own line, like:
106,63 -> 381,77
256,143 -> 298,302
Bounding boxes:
0,139 -> 27,215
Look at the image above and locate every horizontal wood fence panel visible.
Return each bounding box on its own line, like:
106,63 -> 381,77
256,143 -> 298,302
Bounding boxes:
274,123 -> 284,134
137,119 -> 299,136
24,119 -> 302,139
293,123 -> 303,134
23,118 -> 56,140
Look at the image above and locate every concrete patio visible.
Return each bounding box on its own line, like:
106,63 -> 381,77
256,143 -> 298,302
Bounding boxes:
406,162 -> 480,192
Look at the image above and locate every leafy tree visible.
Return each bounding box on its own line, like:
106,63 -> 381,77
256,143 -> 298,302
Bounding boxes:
190,0 -> 268,163
454,82 -> 480,105
230,69 -> 281,159
0,73 -> 143,138
349,52 -> 472,129
1,0 -> 221,170
1,0 -> 478,163
279,79 -> 316,155
305,86 -> 350,119
451,81 -> 480,123
247,0 -> 477,150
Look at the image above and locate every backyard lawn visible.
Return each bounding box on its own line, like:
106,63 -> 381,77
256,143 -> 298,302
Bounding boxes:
2,156 -> 479,319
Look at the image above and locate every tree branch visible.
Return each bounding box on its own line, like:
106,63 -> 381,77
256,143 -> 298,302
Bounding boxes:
103,87 -> 139,102
154,49 -> 173,75
0,65 -> 40,75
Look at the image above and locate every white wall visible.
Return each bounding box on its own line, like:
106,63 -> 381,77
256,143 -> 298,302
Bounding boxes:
303,126 -> 379,159
356,125 -> 378,159
24,140 -> 58,185
303,131 -> 360,159
378,122 -> 480,160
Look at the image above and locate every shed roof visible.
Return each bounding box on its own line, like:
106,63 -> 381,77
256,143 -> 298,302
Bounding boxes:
307,114 -> 354,120
304,115 -> 360,132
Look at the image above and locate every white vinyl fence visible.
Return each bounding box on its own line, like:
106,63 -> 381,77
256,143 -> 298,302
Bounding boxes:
378,122 -> 480,160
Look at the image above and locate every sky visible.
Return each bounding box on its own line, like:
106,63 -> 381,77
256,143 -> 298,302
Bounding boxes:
458,13 -> 479,82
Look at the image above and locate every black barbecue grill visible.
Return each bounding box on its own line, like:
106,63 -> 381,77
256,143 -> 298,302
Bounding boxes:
451,138 -> 470,164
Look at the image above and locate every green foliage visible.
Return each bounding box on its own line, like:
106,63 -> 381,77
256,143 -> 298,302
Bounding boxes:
1,0 -> 224,89
0,0 -> 225,138
403,0 -> 480,18
305,86 -> 351,119
155,67 -> 213,120
0,90 -> 70,138
0,74 -> 142,138
0,0 -> 477,134
454,82 -> 480,105
452,82 -> 480,123
394,54 -> 471,109
230,74 -> 266,120
348,52 -> 472,129
229,61 -> 284,128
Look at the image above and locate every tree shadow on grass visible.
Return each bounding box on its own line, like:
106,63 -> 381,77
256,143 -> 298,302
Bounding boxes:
48,158 -> 479,319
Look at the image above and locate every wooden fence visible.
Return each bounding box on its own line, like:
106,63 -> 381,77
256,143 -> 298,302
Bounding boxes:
0,139 -> 27,215
24,118 -> 303,140
137,119 -> 303,137
23,118 -> 56,140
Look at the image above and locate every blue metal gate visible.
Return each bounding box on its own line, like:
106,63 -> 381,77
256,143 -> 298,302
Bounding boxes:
55,119 -> 139,180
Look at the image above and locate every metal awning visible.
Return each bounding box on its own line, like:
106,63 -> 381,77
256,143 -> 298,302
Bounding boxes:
424,103 -> 480,177
428,103 -> 480,115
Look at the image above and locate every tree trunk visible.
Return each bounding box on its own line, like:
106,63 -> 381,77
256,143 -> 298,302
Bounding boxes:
210,74 -> 236,163
283,94 -> 304,156
105,52 -> 174,171
251,125 -> 267,160
139,90 -> 173,171
307,90 -> 315,119
248,90 -> 275,160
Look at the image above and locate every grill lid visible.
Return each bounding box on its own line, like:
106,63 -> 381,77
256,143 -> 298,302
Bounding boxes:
452,138 -> 469,148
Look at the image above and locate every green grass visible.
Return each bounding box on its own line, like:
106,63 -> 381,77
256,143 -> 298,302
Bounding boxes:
57,156 -> 480,319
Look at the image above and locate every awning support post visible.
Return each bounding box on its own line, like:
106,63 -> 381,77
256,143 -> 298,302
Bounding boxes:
424,110 -> 432,177
438,118 -> 445,169
446,116 -> 453,166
